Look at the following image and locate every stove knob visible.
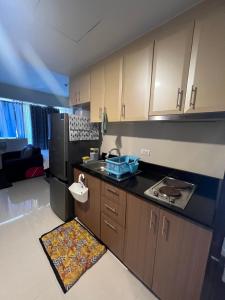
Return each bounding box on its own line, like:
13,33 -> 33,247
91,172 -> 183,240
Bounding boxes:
154,191 -> 159,197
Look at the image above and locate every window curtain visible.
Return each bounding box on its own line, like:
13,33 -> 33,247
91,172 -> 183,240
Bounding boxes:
0,100 -> 25,138
22,103 -> 32,144
30,105 -> 59,149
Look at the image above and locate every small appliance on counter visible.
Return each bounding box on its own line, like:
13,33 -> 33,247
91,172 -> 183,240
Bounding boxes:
90,148 -> 99,161
144,177 -> 196,209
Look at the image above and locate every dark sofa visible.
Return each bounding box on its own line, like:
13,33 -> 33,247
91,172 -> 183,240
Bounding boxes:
2,145 -> 44,182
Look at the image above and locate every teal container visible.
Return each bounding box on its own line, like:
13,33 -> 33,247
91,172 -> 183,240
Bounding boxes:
105,155 -> 139,178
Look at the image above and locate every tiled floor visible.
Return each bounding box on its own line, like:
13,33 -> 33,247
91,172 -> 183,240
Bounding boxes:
0,177 -> 157,300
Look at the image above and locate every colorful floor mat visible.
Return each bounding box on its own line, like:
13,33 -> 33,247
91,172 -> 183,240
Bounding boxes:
40,219 -> 106,293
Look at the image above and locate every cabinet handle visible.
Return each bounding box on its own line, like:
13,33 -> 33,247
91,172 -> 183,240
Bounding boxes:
149,210 -> 157,233
78,91 -> 80,102
104,203 -> 117,215
162,216 -> 169,240
190,85 -> 197,109
99,107 -> 102,120
106,188 -> 119,197
121,104 -> 125,118
176,88 -> 183,111
104,219 -> 117,232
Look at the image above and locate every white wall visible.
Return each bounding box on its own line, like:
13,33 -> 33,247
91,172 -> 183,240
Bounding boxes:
101,121 -> 225,179
0,82 -> 69,107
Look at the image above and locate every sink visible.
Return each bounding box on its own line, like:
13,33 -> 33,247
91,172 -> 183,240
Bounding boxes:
82,160 -> 107,172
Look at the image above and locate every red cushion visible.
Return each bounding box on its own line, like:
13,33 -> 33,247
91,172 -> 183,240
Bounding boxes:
25,167 -> 44,178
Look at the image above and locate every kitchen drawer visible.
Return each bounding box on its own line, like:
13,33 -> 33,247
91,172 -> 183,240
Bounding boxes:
101,212 -> 124,260
101,195 -> 126,227
101,182 -> 126,225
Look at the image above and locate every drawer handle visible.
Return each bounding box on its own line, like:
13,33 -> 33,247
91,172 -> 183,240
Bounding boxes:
106,188 -> 119,197
104,203 -> 118,215
104,219 -> 117,232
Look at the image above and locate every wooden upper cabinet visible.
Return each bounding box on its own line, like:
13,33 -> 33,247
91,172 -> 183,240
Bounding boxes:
150,22 -> 194,115
152,209 -> 212,300
124,194 -> 159,288
121,41 -> 153,121
104,55 -> 123,122
69,76 -> 79,106
185,10 -> 225,113
90,63 -> 105,122
79,71 -> 90,104
70,72 -> 90,105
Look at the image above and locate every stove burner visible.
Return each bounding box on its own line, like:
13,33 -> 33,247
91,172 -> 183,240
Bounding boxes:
163,178 -> 190,189
158,186 -> 181,198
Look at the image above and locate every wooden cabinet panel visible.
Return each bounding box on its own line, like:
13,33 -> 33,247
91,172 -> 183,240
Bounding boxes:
122,42 -> 153,121
104,55 -> 123,122
150,23 -> 194,115
152,209 -> 212,300
101,212 -> 124,260
124,194 -> 159,288
90,63 -> 105,122
70,72 -> 90,105
79,72 -> 90,104
101,182 -> 126,227
74,169 -> 101,238
69,77 -> 79,106
185,10 -> 225,113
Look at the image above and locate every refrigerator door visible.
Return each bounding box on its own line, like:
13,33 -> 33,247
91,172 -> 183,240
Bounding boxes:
50,176 -> 74,222
201,178 -> 225,299
49,113 -> 69,181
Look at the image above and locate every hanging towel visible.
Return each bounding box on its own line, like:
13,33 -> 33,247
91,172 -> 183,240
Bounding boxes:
101,110 -> 108,135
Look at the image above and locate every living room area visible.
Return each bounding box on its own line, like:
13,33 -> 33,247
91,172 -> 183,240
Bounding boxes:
0,65 -> 72,189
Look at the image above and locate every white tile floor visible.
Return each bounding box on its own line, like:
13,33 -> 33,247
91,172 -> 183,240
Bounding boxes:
0,177 -> 157,300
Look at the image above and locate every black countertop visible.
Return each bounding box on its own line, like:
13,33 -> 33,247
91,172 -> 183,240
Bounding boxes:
73,161 -> 221,230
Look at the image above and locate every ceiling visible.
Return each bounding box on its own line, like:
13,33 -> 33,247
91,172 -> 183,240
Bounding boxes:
0,0 -> 201,79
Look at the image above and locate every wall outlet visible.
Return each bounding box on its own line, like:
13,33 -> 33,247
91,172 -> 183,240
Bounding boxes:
140,148 -> 151,156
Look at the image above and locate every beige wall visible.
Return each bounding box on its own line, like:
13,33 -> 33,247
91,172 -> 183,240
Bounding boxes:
101,121 -> 225,179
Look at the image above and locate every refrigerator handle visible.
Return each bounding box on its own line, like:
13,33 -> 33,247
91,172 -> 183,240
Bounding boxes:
65,161 -> 68,179
221,238 -> 225,283
221,238 -> 225,258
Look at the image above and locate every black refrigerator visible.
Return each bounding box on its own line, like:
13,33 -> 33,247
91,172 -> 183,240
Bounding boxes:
201,175 -> 225,299
49,113 -> 100,221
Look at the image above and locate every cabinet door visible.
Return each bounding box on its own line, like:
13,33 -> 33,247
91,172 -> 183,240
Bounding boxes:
104,55 -> 123,122
150,22 -> 194,115
90,64 -> 105,122
185,10 -> 225,113
79,71 -> 90,104
152,209 -> 212,300
122,41 -> 153,121
124,194 -> 159,288
74,170 -> 101,238
69,77 -> 79,106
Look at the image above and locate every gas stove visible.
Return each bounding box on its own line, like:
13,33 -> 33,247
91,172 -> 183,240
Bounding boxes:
144,177 -> 196,209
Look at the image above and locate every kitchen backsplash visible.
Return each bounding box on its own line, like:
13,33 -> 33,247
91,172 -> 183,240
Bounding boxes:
69,106 -> 99,141
101,121 -> 225,179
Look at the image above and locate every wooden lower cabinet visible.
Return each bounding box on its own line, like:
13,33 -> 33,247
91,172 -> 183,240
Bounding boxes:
101,212 -> 125,260
74,169 -> 101,238
152,209 -> 212,300
124,194 -> 160,288
73,171 -> 212,300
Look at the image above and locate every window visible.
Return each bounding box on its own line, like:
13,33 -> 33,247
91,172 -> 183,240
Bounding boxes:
0,98 -> 72,149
